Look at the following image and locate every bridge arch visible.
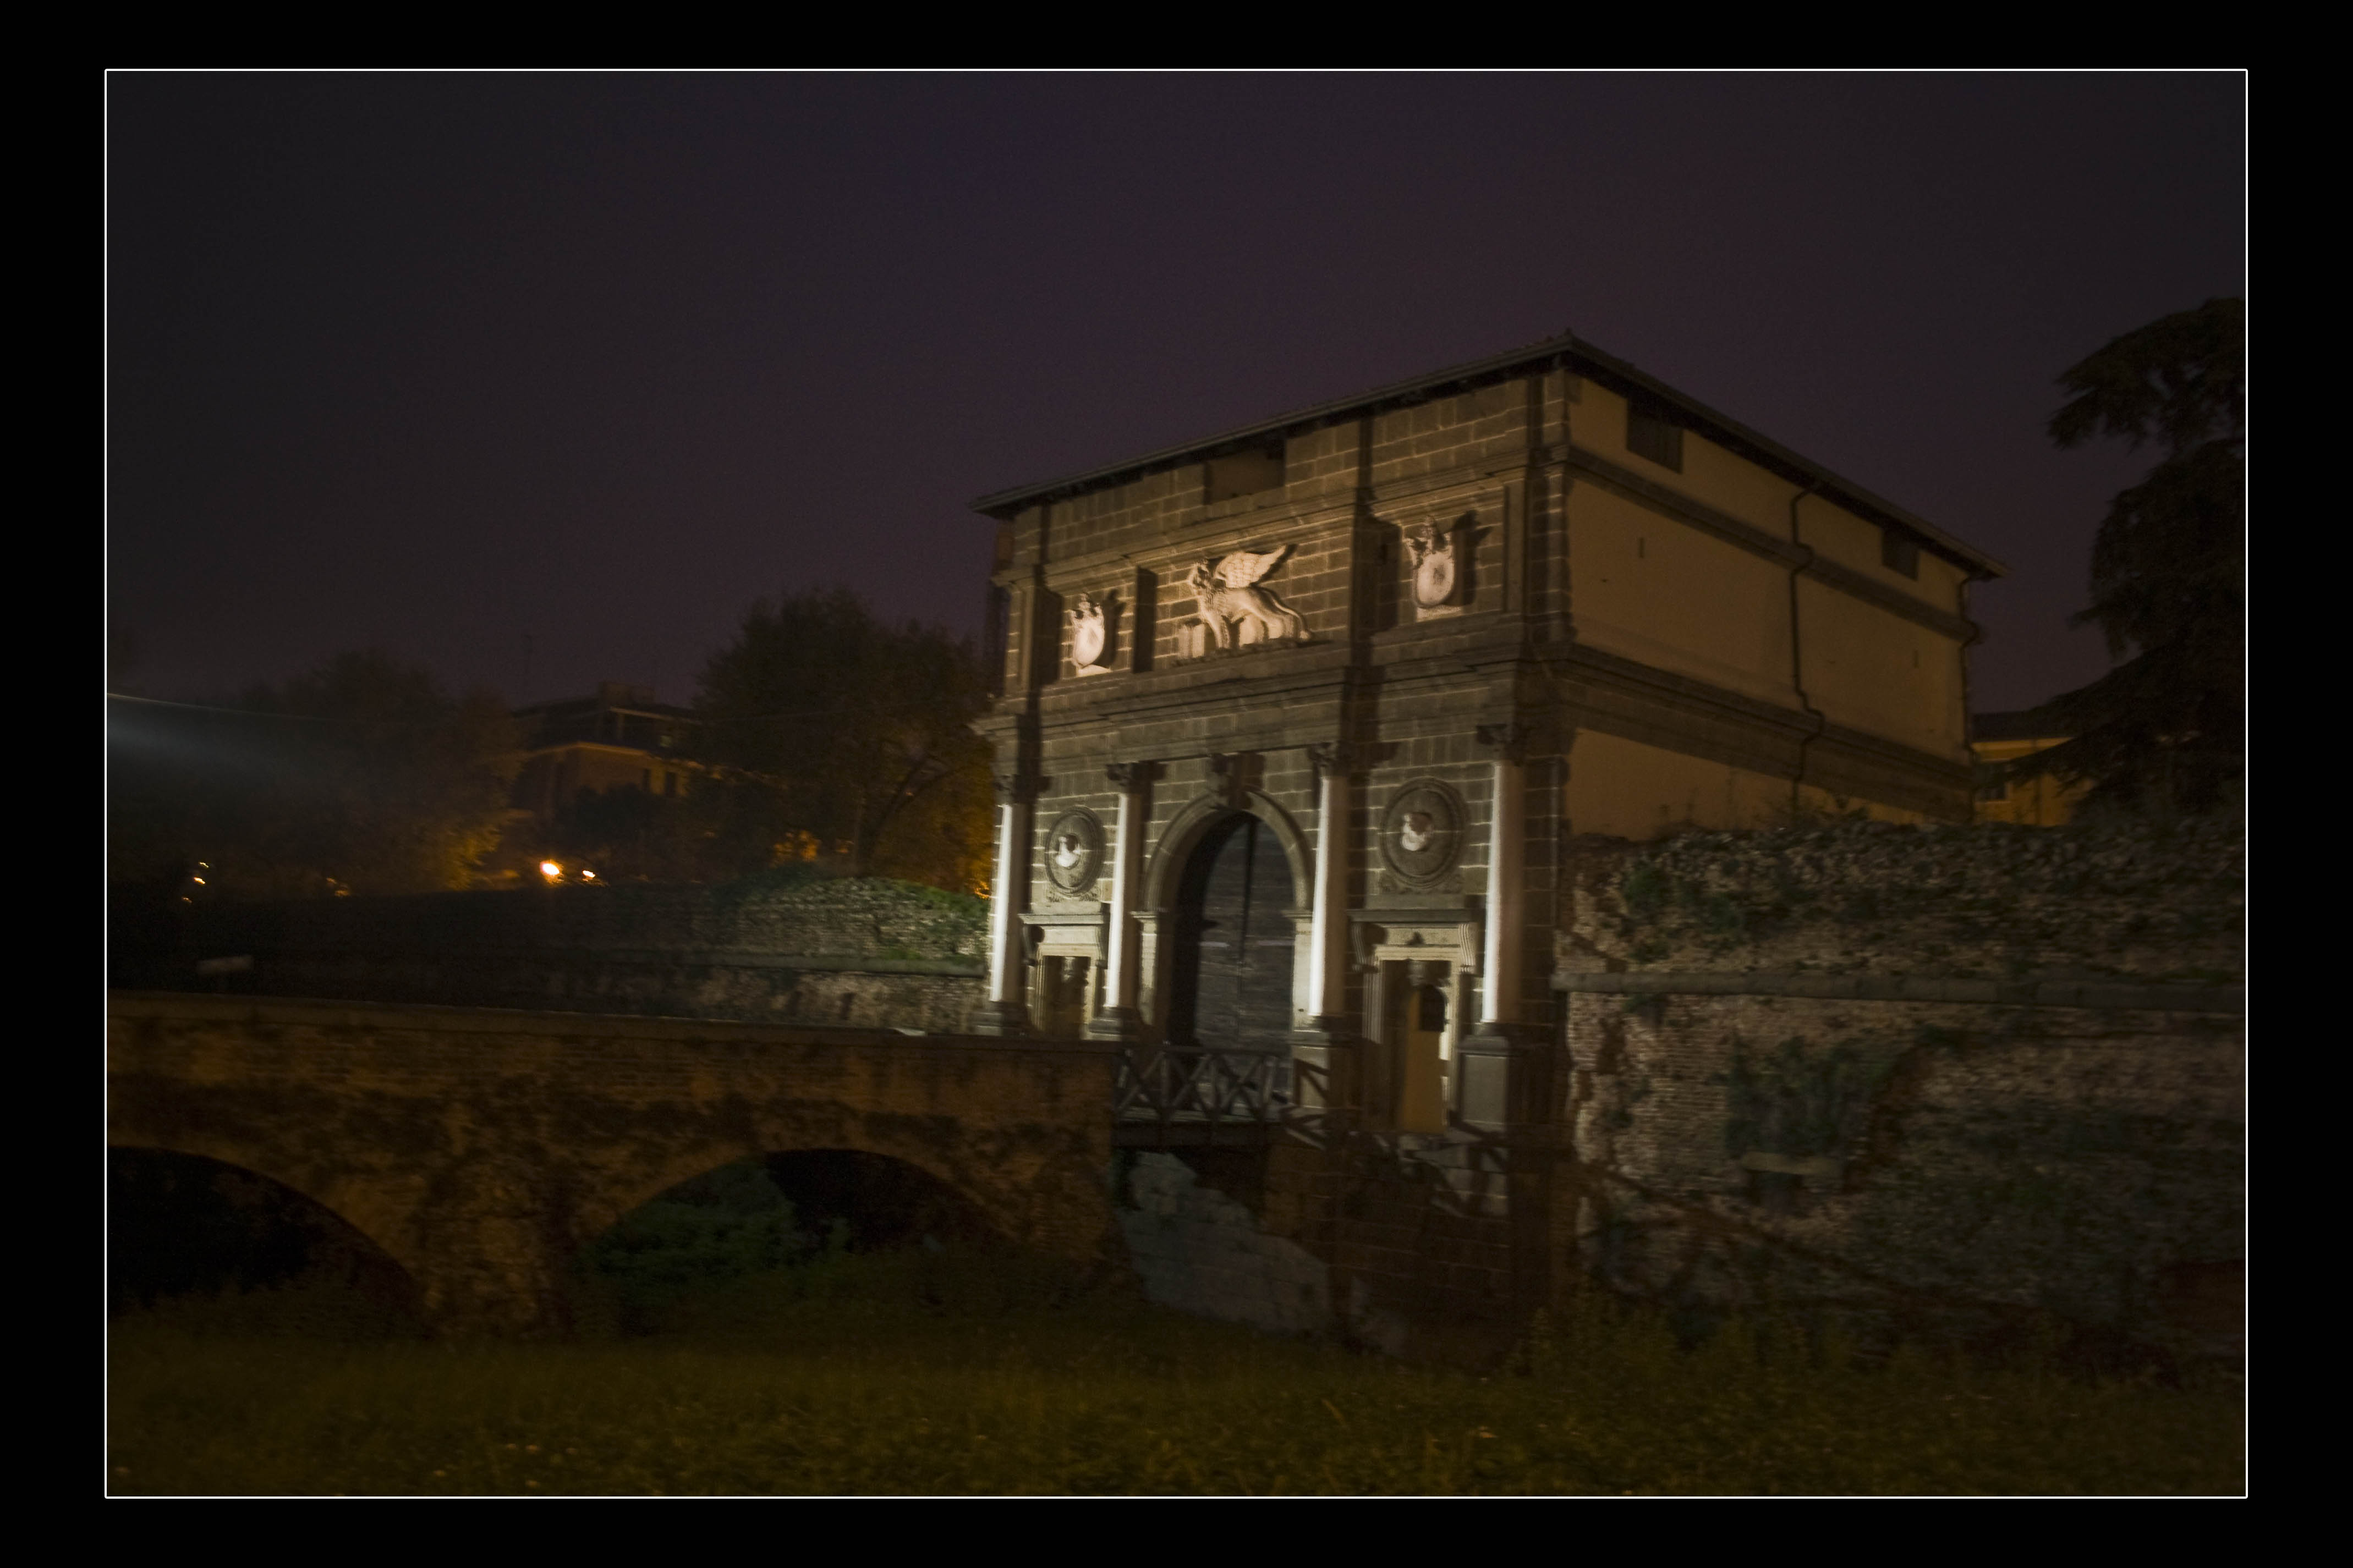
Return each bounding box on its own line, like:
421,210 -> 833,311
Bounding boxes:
109,994 -> 1121,1335
582,1132 -> 1014,1261
107,1143 -> 419,1317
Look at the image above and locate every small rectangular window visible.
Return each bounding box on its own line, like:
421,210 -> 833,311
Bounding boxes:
1203,441 -> 1286,503
984,584 -> 1012,697
1626,404 -> 1683,472
1881,529 -> 1919,579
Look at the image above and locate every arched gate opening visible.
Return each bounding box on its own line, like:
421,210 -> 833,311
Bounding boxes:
1165,811 -> 1296,1052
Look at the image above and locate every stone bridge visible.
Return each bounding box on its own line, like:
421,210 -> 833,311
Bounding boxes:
107,993 -> 1121,1334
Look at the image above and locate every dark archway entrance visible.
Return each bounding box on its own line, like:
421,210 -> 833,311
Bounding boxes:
1165,812 -> 1296,1052
762,1151 -> 999,1252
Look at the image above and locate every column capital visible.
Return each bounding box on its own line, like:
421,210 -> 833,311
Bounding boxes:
1474,723 -> 1531,765
1105,759 -> 1163,792
1306,741 -> 1365,779
992,771 -> 1047,805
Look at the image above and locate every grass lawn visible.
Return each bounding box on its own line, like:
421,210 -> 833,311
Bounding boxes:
106,1251 -> 2243,1497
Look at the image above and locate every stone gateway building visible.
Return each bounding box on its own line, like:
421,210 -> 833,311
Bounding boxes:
970,333 -> 2018,1344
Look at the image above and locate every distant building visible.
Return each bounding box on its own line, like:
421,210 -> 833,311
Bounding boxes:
510,681 -> 699,822
1970,710 -> 2085,826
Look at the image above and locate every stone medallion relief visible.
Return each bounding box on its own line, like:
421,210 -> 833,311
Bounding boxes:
1177,544 -> 1310,659
1378,779 -> 1466,892
1042,808 -> 1105,898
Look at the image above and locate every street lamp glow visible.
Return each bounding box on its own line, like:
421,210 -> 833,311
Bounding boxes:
540,860 -> 563,882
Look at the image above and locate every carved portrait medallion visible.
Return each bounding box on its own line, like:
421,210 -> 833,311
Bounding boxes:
1043,808 -> 1105,895
1379,779 -> 1465,886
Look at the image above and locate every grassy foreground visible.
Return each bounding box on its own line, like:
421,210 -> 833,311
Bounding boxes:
107,1251 -> 2241,1496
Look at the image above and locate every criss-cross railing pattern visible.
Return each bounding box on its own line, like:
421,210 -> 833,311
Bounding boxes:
1115,1047 -> 1287,1130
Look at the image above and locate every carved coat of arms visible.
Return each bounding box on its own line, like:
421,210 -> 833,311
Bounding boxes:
1405,522 -> 1457,610
1186,546 -> 1309,652
1068,592 -> 1112,674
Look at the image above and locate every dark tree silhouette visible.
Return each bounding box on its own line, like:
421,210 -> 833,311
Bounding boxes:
2019,298 -> 2243,814
109,650 -> 517,899
688,587 -> 993,893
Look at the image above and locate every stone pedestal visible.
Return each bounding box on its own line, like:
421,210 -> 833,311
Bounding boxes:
1287,1027 -> 1358,1124
1084,1005 -> 1142,1042
968,998 -> 1032,1037
1456,1022 -> 1549,1131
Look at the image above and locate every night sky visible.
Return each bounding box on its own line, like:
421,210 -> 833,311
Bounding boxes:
108,73 -> 2243,715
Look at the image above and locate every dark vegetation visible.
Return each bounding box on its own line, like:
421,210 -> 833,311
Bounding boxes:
2011,298 -> 2244,816
1582,815 -> 2244,978
107,651 -> 517,904
107,588 -> 997,912
107,1154 -> 2243,1495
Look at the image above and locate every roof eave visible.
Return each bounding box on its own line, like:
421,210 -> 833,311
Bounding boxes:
967,331 -> 2009,581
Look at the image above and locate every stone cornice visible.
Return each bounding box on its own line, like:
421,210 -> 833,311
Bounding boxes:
1550,969 -> 2244,1015
1543,640 -> 1971,785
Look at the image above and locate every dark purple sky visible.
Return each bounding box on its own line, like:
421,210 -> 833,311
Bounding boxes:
108,73 -> 2243,714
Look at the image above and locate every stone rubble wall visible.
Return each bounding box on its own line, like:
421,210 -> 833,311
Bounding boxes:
141,877 -> 989,1032
1559,816 -> 2243,983
1549,817 -> 2245,1361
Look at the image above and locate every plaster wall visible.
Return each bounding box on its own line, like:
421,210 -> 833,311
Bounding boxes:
1564,728 -> 1803,840
1567,380 -> 1796,542
1797,577 -> 1968,758
1566,482 -> 1797,709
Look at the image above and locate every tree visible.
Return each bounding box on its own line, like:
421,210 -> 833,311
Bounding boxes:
688,588 -> 994,893
2019,298 -> 2244,815
108,651 -> 519,899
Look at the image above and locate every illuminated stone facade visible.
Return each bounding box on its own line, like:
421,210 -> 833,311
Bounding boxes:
970,333 -> 2000,1057
967,334 -> 2029,1347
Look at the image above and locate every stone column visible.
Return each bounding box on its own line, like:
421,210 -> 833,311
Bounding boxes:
1477,730 -> 1524,1033
1304,743 -> 1354,1029
1291,742 -> 1359,1125
1088,761 -> 1159,1041
1460,724 -> 1533,1125
972,776 -> 1033,1036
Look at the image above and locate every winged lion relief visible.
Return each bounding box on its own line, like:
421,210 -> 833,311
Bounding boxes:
1183,544 -> 1310,656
